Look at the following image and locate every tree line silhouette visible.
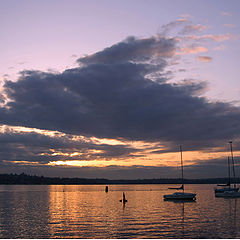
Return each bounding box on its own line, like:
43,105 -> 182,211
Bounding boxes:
0,173 -> 239,185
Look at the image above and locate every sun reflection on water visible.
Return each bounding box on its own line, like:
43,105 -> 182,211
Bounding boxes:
0,185 -> 239,238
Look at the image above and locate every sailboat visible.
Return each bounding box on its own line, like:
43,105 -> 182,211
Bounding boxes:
215,157 -> 239,194
215,141 -> 239,195
163,146 -> 196,201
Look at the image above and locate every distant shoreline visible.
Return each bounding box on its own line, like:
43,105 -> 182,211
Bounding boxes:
0,173 -> 239,185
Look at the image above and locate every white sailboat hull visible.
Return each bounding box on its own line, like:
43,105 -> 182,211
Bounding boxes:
215,191 -> 240,198
164,192 -> 196,200
214,187 -> 239,193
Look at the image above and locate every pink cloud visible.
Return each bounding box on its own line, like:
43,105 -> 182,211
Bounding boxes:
184,33 -> 234,42
180,46 -> 208,55
197,56 -> 212,62
179,24 -> 207,35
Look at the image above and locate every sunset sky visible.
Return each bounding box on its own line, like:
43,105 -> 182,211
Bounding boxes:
0,0 -> 240,179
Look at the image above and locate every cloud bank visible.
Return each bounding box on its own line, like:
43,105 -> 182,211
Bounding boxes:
1,34 -> 240,149
0,21 -> 240,178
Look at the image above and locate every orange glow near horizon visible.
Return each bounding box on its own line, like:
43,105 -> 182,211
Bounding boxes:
1,124 -> 239,169
47,150 -> 240,168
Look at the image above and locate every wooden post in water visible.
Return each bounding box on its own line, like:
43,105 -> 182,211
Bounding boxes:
120,192 -> 127,203
123,192 -> 126,202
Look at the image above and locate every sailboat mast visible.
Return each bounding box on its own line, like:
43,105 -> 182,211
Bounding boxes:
229,141 -> 236,188
228,156 -> 231,188
180,145 -> 184,192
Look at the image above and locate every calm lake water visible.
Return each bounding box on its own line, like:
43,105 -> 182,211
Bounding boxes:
0,184 -> 239,239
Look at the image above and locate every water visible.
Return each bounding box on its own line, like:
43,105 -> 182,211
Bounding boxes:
0,184 -> 239,238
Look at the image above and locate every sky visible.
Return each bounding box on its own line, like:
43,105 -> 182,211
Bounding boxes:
0,0 -> 240,179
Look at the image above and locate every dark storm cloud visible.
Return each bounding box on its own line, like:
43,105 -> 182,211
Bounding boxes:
0,93 -> 5,104
1,34 -> 240,153
77,36 -> 176,64
0,130 -> 138,164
